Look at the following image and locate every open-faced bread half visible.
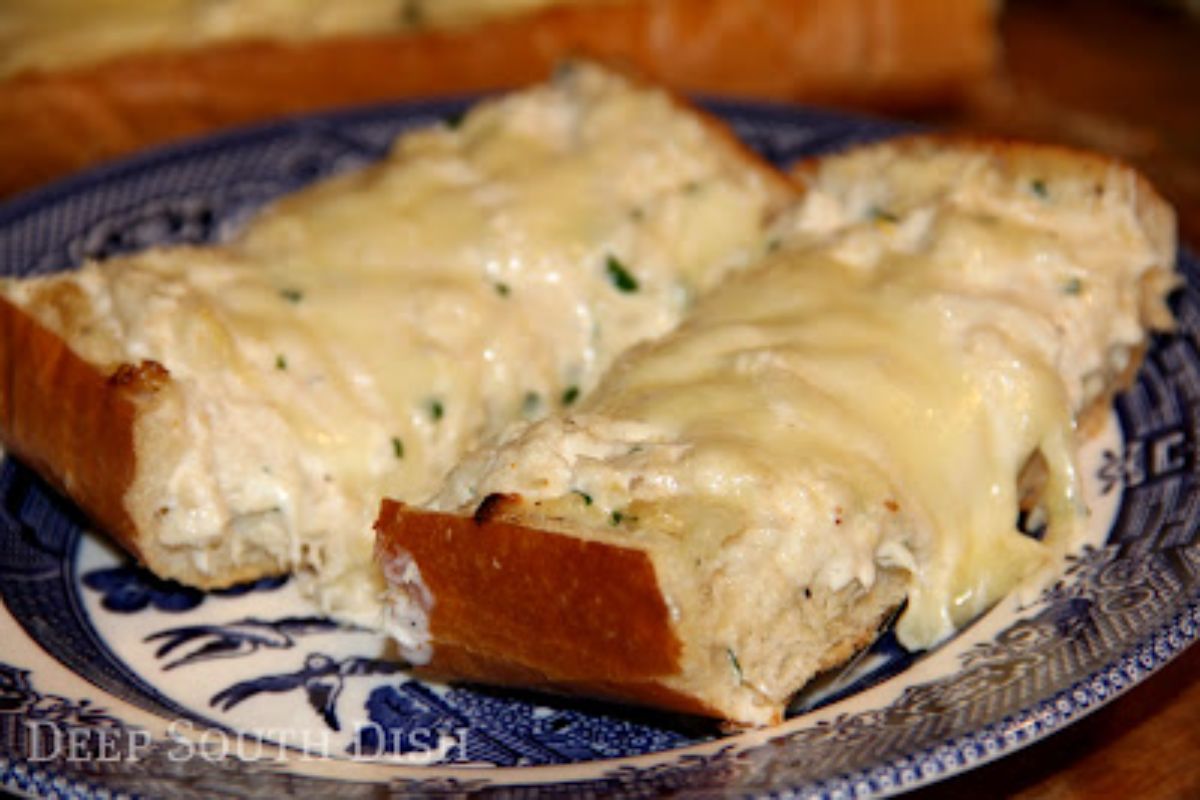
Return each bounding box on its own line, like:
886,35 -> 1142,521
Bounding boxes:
0,63 -> 794,624
0,0 -> 999,197
374,137 -> 1178,725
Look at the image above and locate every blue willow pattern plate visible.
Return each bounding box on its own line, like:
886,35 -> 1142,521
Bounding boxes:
0,100 -> 1197,799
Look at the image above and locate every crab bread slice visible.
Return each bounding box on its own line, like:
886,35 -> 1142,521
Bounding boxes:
0,62 -> 793,624
374,137 -> 1177,725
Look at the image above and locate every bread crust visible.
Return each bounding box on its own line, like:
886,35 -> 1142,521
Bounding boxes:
0,294 -> 149,558
376,496 -> 727,717
0,288 -> 296,590
375,500 -> 687,690
375,498 -> 910,725
415,645 -> 721,720
0,0 -> 997,197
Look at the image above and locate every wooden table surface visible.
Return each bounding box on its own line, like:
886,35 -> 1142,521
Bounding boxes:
904,1 -> 1200,797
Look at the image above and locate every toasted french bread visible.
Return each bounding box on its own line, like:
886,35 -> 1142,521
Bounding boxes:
374,137 -> 1177,725
0,0 -> 998,197
0,63 -> 793,623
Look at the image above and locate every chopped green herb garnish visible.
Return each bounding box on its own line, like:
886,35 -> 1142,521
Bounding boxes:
522,391 -> 542,416
630,207 -> 646,222
279,287 -> 304,303
766,238 -> 782,253
572,489 -> 593,506
561,385 -> 580,406
610,510 -> 624,526
605,255 -> 639,293
1063,277 -> 1084,295
444,110 -> 466,129
391,437 -> 405,459
684,180 -> 702,194
429,399 -> 444,421
494,281 -> 511,297
1031,178 -> 1049,199
275,354 -> 287,370
727,648 -> 743,682
868,206 -> 900,223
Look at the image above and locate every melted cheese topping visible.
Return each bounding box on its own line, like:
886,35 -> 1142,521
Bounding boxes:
435,147 -> 1168,652
0,0 -> 609,79
435,252 -> 1074,653
2,64 -> 783,624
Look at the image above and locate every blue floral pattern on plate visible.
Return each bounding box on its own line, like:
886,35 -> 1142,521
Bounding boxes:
82,566 -> 288,614
0,98 -> 1197,799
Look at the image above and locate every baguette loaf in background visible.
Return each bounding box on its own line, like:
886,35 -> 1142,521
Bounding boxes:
0,63 -> 793,624
0,0 -> 999,198
375,137 -> 1177,725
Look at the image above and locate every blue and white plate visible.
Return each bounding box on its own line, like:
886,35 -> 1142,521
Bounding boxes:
0,100 -> 1197,799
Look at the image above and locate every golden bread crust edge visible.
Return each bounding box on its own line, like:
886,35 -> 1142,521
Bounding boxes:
375,499 -> 684,680
0,0 -> 997,197
0,293 -> 147,558
414,646 -> 723,721
374,499 -> 910,725
376,497 -> 731,717
0,293 -> 289,589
